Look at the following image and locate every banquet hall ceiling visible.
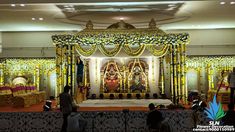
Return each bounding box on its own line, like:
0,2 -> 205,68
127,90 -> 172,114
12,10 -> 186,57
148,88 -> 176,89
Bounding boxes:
0,0 -> 235,31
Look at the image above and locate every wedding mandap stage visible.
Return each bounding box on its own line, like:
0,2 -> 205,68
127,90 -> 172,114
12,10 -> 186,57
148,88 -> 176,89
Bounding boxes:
51,19 -> 189,109
51,20 -> 235,109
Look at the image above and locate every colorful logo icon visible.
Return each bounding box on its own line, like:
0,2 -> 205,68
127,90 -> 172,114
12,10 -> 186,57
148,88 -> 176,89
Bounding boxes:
205,95 -> 226,121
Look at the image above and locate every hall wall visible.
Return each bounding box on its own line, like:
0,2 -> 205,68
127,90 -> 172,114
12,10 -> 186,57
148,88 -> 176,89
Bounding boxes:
166,29 -> 235,55
1,29 -> 235,57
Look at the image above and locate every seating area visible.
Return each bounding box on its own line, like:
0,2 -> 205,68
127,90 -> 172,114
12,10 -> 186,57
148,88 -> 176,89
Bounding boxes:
0,110 -> 209,132
0,85 -> 45,107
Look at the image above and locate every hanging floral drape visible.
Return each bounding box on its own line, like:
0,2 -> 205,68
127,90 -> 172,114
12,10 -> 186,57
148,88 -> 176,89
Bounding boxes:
75,44 -> 97,57
98,43 -> 122,57
123,44 -> 145,56
147,44 -> 169,57
52,30 -> 189,57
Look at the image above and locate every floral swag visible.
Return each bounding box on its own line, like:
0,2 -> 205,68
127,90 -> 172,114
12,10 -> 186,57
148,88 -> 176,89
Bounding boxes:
52,32 -> 189,57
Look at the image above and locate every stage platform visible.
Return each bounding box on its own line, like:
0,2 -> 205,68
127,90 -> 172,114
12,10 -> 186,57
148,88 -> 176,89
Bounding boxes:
0,98 -> 232,112
78,99 -> 172,111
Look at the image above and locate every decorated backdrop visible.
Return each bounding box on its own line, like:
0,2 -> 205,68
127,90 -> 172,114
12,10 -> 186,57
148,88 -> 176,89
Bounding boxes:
186,56 -> 235,100
0,58 -> 56,98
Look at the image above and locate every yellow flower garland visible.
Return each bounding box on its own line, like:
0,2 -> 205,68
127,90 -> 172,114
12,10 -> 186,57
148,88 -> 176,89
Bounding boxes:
75,44 -> 97,57
123,44 -> 146,56
146,44 -> 169,57
98,43 -> 122,57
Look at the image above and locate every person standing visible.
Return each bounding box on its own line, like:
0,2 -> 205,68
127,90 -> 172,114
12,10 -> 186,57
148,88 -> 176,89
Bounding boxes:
76,57 -> 84,86
60,85 -> 73,132
228,67 -> 235,104
147,103 -> 164,132
222,103 -> 235,126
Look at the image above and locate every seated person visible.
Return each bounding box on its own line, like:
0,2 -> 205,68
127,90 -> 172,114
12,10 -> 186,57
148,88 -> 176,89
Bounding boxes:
222,103 -> 235,126
67,106 -> 87,132
159,118 -> 172,132
43,96 -> 56,111
43,100 -> 52,111
147,103 -> 164,132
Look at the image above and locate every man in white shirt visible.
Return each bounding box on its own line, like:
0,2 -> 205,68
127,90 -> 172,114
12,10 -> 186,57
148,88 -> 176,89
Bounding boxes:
228,67 -> 235,104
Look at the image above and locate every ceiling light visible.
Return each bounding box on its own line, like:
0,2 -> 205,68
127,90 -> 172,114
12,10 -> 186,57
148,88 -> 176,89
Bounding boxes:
39,18 -> 44,21
20,4 -> 25,7
70,1 -> 184,6
168,4 -> 176,7
220,2 -> 226,5
166,7 -> 174,11
31,18 -> 36,21
11,4 -> 16,7
231,2 -> 235,4
64,7 -> 76,12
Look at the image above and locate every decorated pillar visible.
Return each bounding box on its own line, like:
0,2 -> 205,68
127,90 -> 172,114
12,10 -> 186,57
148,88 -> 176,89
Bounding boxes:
83,59 -> 90,87
0,62 -> 4,85
64,45 -> 69,86
181,43 -> 187,103
55,43 -> 75,97
207,64 -> 214,90
176,44 -> 181,102
158,57 -> 165,94
62,45 -> 67,92
123,65 -> 128,93
197,68 -> 202,94
35,65 -> 40,91
56,44 -> 63,97
152,57 -> 155,93
67,44 -> 75,95
170,44 -> 176,103
170,42 -> 187,104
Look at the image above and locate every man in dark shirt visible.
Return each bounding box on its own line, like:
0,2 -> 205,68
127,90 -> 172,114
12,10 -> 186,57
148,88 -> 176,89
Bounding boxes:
60,85 -> 73,132
147,103 -> 164,132
222,103 -> 235,126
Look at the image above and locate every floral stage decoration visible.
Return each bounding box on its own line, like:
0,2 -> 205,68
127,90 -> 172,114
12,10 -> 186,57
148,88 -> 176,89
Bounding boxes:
52,19 -> 190,104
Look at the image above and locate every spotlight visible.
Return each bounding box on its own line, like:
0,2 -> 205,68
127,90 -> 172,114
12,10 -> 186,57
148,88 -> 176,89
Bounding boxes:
168,4 -> 176,7
39,18 -> 44,21
220,1 -> 226,5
